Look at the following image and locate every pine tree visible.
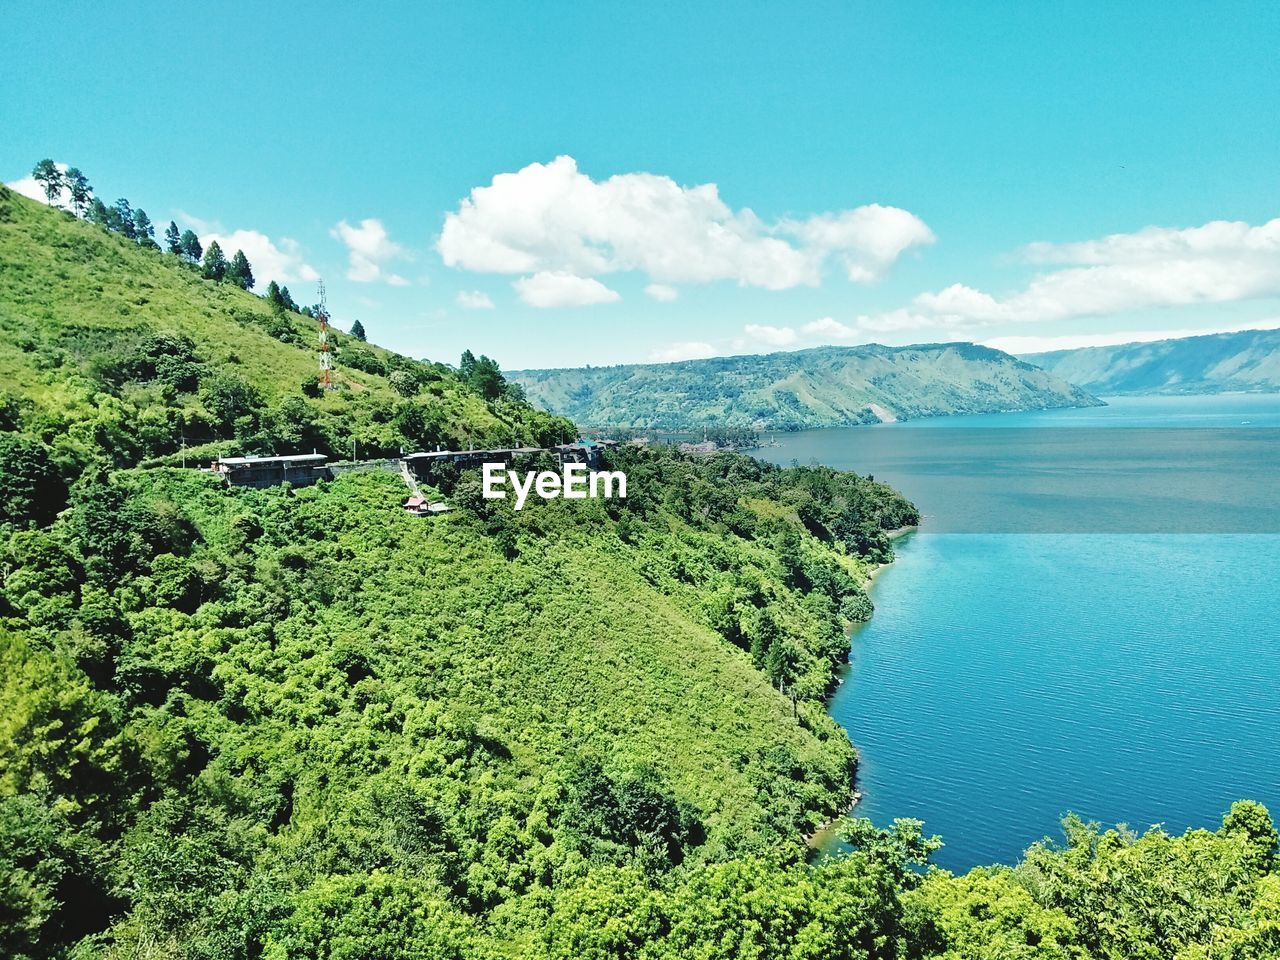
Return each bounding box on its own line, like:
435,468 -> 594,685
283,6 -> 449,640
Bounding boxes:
202,241 -> 227,281
266,280 -> 284,308
180,230 -> 202,263
133,209 -> 157,249
349,319 -> 367,341
279,285 -> 298,312
164,221 -> 182,254
459,349 -> 477,381
31,159 -> 63,206
226,249 -> 254,290
88,198 -> 111,229
64,168 -> 92,217
114,199 -> 136,239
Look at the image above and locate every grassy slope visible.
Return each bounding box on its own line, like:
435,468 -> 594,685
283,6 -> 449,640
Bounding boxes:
512,343 -> 1102,430
0,187 -> 563,463
130,468 -> 856,854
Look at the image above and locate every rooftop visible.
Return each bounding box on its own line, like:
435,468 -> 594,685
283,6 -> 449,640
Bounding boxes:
215,454 -> 329,466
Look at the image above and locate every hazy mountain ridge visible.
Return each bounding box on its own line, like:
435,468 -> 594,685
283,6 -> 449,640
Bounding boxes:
513,342 -> 1101,430
1022,327 -> 1280,395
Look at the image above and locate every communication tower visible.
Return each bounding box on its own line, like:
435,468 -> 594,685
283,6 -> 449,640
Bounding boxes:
317,280 -> 332,390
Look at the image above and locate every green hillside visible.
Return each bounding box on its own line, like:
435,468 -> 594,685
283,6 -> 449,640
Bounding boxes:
513,343 -> 1102,431
0,186 -> 574,476
1022,327 -> 1280,395
3,185 -> 1278,960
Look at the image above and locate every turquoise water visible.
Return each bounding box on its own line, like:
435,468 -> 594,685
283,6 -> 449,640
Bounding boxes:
761,395 -> 1280,871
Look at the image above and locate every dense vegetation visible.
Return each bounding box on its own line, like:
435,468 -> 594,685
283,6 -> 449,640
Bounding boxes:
511,344 -> 1102,432
1023,327 -> 1280,396
0,185 -> 574,494
3,180 -> 1278,959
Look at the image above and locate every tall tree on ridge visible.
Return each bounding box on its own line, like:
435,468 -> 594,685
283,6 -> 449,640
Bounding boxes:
470,354 -> 505,400
88,197 -> 111,229
459,349 -> 477,381
226,249 -> 255,290
133,209 -> 157,249
349,319 -> 367,341
202,241 -> 227,281
31,159 -> 63,206
180,229 -> 202,263
164,221 -> 182,254
65,168 -> 92,217
113,199 -> 136,239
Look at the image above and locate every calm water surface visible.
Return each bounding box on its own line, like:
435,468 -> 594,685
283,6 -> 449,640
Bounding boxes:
759,395 -> 1280,871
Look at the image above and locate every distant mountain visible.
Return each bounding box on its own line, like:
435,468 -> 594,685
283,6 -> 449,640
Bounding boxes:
1022,328 -> 1280,395
512,342 -> 1101,430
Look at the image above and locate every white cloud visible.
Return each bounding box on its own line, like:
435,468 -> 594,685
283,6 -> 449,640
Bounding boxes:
332,218 -> 409,285
801,316 -> 858,339
438,155 -> 932,299
7,162 -> 72,207
644,283 -> 679,302
513,271 -> 621,308
784,206 -> 937,282
1020,219 -> 1280,266
743,323 -> 799,347
907,217 -> 1280,328
811,214 -> 1280,350
456,289 -> 495,309
192,224 -> 320,289
650,340 -> 717,362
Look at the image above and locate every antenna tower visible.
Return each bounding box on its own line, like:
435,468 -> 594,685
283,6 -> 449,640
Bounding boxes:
317,280 -> 332,390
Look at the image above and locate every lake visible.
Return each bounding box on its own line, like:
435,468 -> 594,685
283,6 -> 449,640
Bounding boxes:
758,394 -> 1280,871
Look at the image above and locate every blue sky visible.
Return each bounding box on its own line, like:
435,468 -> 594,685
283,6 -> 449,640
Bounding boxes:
4,1 -> 1279,369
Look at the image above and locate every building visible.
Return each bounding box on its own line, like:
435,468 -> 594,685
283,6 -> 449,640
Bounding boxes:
678,440 -> 718,455
401,495 -> 454,516
211,453 -> 330,488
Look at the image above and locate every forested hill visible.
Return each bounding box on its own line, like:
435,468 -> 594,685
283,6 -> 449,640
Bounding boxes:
1021,327 -> 1280,395
512,343 -> 1101,431
0,185 -> 574,474
4,179 -> 1279,960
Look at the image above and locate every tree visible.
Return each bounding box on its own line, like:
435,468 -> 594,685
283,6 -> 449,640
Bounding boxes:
389,370 -> 418,397
179,229 -> 202,263
164,221 -> 182,254
471,355 -> 505,401
0,434 -> 66,528
113,199 -> 136,239
88,198 -> 111,229
1222,800 -> 1278,868
64,168 -> 92,217
265,280 -> 284,309
279,285 -> 298,311
133,209 -> 157,249
226,249 -> 254,290
459,349 -> 477,381
200,373 -> 262,431
202,241 -> 227,281
349,319 -> 367,341
31,159 -> 62,206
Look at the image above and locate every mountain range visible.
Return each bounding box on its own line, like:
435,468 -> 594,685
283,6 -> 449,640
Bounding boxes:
513,343 -> 1101,431
1021,327 -> 1280,395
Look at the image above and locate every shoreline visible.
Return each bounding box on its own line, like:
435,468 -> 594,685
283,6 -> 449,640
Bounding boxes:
806,522 -> 918,851
865,523 -> 918,585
